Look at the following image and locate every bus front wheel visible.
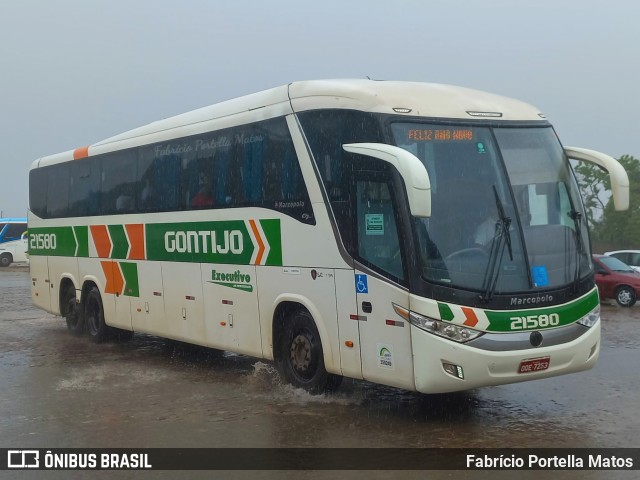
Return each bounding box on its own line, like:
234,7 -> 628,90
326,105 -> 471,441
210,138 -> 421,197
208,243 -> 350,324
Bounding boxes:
277,310 -> 342,394
84,287 -> 109,343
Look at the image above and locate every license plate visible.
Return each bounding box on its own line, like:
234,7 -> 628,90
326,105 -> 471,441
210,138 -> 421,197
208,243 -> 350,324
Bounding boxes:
518,356 -> 550,374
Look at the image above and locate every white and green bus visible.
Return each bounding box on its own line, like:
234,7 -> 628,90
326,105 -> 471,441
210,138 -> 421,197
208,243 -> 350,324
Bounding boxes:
28,80 -> 629,394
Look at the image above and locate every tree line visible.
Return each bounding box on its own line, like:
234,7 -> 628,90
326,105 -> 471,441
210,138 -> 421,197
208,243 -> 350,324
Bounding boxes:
573,154 -> 639,251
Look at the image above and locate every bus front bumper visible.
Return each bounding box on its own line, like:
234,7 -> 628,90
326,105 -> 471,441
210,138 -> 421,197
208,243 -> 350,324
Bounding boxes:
411,320 -> 600,394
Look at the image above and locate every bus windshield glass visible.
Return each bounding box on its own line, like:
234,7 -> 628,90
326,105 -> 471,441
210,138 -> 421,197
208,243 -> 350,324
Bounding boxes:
391,123 -> 592,294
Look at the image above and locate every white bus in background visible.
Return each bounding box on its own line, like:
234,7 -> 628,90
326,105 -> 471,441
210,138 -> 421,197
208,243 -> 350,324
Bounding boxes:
28,80 -> 629,394
0,217 -> 28,267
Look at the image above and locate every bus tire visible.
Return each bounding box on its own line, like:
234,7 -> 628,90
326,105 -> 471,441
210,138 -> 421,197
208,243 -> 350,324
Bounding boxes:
63,285 -> 84,336
0,253 -> 12,267
277,310 -> 342,394
84,286 -> 109,343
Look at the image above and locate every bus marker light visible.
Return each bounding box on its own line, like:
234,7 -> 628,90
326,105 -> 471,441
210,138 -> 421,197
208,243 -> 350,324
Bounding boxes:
466,111 -> 502,118
220,321 -> 226,326
73,146 -> 90,160
345,341 -> 354,348
442,362 -> 464,379
385,319 -> 405,327
392,304 -> 409,320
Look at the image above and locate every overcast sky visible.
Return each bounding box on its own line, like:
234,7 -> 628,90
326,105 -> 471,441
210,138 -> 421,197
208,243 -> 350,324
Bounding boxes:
1,0 -> 638,218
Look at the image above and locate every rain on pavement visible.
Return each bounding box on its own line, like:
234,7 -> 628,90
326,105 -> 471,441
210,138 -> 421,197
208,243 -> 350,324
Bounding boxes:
1,267 -> 638,480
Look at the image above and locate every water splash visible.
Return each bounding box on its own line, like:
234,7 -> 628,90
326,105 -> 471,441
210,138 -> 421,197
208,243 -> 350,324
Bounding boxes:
247,361 -> 357,406
56,365 -> 166,392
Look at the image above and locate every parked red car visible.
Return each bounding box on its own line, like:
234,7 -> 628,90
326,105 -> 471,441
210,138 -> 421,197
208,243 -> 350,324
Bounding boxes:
593,254 -> 640,307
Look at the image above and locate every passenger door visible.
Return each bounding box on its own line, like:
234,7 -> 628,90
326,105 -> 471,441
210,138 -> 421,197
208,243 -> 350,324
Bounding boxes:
353,174 -> 415,390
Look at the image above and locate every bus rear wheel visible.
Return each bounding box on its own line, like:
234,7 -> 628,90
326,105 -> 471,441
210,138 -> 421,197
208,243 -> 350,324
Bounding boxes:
63,285 -> 84,336
84,287 -> 110,343
277,310 -> 342,394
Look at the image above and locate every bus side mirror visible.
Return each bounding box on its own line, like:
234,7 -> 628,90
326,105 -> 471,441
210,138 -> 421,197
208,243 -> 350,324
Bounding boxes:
343,143 -> 432,218
565,146 -> 629,211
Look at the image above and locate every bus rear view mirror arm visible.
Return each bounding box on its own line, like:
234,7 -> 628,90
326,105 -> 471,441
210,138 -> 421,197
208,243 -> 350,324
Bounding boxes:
565,146 -> 629,211
343,143 -> 432,218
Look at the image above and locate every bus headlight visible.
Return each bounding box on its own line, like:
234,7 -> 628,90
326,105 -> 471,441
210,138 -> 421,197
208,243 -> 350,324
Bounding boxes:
393,304 -> 483,343
577,305 -> 600,328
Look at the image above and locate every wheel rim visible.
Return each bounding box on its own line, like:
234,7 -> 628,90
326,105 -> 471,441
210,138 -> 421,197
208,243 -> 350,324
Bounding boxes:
618,289 -> 632,305
290,334 -> 313,379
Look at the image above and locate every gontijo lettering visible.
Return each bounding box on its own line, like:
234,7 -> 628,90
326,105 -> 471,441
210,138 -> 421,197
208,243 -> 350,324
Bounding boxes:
164,230 -> 243,254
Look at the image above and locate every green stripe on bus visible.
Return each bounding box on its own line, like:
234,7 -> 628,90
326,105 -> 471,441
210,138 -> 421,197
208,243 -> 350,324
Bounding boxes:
260,219 -> 283,266
73,226 -> 89,257
29,227 -> 77,256
483,289 -> 599,332
145,219 -> 282,266
108,224 -> 128,259
120,262 -> 140,297
31,219 -> 282,266
438,303 -> 455,321
435,289 -> 598,332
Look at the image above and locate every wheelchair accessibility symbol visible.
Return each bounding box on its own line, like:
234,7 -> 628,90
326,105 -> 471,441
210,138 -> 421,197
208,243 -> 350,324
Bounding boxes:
355,274 -> 369,294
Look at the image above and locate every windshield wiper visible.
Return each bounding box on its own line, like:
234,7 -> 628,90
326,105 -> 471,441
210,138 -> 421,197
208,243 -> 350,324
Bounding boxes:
480,186 -> 513,303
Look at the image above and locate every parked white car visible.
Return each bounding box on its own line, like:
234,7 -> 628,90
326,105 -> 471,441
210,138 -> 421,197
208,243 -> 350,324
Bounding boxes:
604,250 -> 640,272
0,233 -> 29,267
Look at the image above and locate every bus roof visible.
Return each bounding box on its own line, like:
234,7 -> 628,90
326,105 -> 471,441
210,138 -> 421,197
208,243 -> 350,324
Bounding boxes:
32,79 -> 546,169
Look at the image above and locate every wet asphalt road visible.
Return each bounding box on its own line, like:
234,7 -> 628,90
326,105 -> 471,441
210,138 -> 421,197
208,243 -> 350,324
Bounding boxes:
0,267 -> 638,479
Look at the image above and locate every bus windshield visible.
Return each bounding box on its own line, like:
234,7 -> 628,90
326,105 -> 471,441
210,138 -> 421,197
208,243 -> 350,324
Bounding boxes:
391,124 -> 592,294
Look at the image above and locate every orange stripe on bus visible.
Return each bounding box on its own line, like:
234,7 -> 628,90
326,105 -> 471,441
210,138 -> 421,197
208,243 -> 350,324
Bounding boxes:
461,307 -> 479,327
90,225 -> 112,258
73,146 -> 90,160
125,224 -> 145,260
249,219 -> 265,265
101,261 -> 124,295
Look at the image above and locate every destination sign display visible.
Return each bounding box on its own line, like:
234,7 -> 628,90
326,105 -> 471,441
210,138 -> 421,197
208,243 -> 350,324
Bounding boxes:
407,129 -> 474,142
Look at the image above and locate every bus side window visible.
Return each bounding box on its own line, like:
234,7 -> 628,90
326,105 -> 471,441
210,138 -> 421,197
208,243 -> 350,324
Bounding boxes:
47,163 -> 70,218
242,132 -> 263,204
101,151 -> 137,215
214,147 -> 234,206
69,160 -> 100,217
138,153 -> 181,212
